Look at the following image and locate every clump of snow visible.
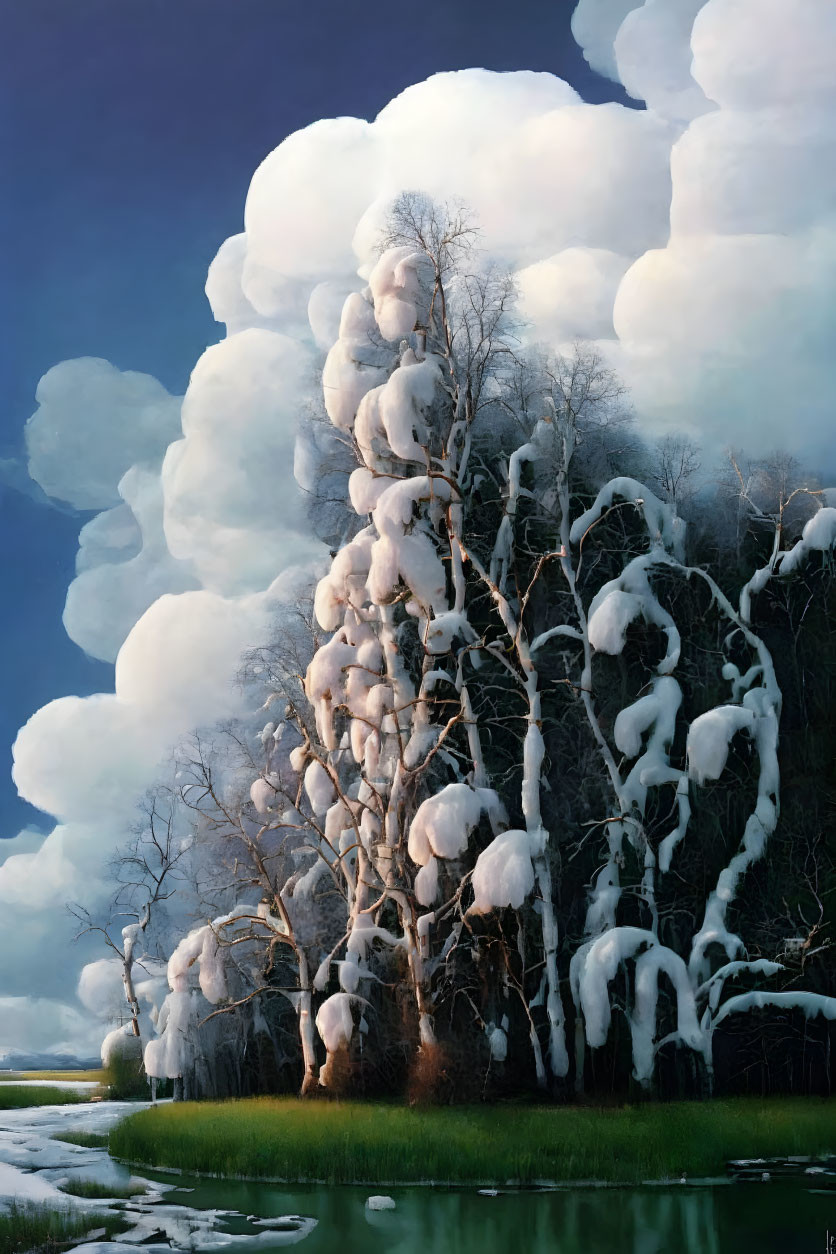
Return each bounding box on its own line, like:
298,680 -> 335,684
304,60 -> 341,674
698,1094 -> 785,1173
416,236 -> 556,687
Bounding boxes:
250,774 -> 280,814
487,1023 -> 508,1062
322,292 -> 390,432
101,1025 -> 142,1067
348,468 -> 397,515
586,560 -> 681,671
408,783 -> 502,866
570,478 -> 683,557
779,505 -> 836,573
304,760 -> 336,815
315,991 -> 354,1053
365,1195 -> 396,1211
368,246 -> 431,341
687,705 -> 756,784
614,677 -> 681,759
471,829 -> 535,913
712,989 -> 836,1027
588,589 -> 644,654
313,530 -> 375,631
376,358 -> 440,464
573,927 -> 653,1049
414,856 -> 439,907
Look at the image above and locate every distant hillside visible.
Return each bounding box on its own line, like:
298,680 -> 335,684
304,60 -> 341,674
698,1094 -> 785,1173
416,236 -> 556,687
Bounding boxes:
0,1049 -> 99,1072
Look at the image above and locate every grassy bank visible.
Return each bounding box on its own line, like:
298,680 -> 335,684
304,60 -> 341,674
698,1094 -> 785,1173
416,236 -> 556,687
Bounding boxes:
0,1086 -> 92,1110
50,1131 -> 109,1149
0,1071 -> 104,1084
0,1201 -> 126,1253
58,1179 -> 146,1200
110,1096 -> 835,1186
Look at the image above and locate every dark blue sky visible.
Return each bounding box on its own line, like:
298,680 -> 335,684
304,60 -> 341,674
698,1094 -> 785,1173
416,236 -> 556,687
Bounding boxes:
0,0 -> 629,835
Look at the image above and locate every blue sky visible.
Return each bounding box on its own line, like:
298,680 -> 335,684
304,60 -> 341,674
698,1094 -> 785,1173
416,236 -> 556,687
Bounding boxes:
0,0 -> 630,838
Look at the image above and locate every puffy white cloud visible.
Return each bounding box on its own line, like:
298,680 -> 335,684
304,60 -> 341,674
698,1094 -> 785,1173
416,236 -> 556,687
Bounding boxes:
114,584 -> 279,728
74,503 -> 141,573
206,232 -> 313,337
572,0 -> 710,121
614,228 -> 836,460
0,828 -> 45,865
601,0 -> 836,462
64,464 -> 199,663
669,108 -> 836,239
690,0 -> 836,111
571,0 -> 641,80
517,247 -> 632,344
26,358 -> 182,511
557,0 -> 836,466
13,579 -> 294,824
13,695 -> 158,826
244,70 -> 670,286
0,826 -> 85,908
307,279 -> 364,352
245,117 -> 380,295
162,329 -> 325,595
0,827 -> 103,1009
473,102 -> 673,265
613,0 -> 711,121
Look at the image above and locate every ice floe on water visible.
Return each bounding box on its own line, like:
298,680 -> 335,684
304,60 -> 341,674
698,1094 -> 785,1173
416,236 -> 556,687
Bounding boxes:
0,1079 -> 100,1089
365,1195 -> 395,1210
0,1101 -> 317,1250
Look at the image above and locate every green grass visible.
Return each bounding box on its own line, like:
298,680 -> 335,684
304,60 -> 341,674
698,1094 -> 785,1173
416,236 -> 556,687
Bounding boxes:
49,1131 -> 109,1149
0,1087 -> 93,1110
0,1071 -> 104,1084
58,1178 -> 146,1200
110,1095 -> 836,1186
0,1201 -> 127,1253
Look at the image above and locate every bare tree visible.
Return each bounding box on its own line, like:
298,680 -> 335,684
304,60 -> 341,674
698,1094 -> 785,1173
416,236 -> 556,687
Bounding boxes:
652,434 -> 701,511
71,790 -> 186,1046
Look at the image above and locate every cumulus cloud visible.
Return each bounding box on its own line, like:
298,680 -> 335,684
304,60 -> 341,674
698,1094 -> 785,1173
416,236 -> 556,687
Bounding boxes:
23,357 -> 199,664
690,0 -> 836,112
517,247 -> 632,344
613,0 -> 710,121
545,0 -> 836,466
0,826 -> 84,908
213,46 -> 836,467
64,463 -> 199,663
243,69 -> 671,286
614,227 -> 836,461
584,0 -> 836,460
13,577 -> 301,825
0,828 -> 45,865
571,0 -> 640,80
162,330 -> 324,595
26,358 -> 182,511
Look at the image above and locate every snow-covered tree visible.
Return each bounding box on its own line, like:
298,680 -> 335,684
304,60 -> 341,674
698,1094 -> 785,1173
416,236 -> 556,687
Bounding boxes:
133,195 -> 836,1100
73,793 -> 184,1084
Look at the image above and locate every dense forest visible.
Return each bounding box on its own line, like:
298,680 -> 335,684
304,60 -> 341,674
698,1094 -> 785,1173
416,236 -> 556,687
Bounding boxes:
79,197 -> 836,1104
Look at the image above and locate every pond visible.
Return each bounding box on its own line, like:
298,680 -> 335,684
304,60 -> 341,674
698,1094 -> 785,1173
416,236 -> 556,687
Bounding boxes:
145,1173 -> 834,1253
1,1100 -> 832,1253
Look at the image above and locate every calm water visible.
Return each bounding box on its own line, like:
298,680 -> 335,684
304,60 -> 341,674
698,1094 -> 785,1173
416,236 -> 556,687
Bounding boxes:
139,1170 -> 835,1254
1,1102 -> 832,1253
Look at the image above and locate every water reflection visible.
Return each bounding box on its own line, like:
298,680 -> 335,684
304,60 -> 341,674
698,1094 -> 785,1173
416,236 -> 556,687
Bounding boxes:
160,1175 -> 832,1254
